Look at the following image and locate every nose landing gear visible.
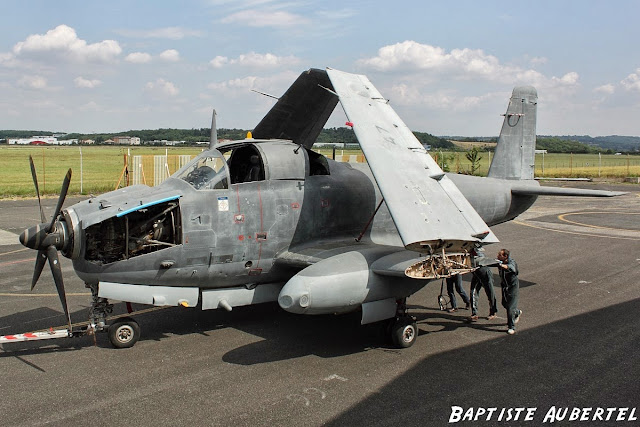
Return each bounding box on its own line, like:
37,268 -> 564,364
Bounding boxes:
108,318 -> 141,349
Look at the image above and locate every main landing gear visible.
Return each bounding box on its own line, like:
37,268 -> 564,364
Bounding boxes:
386,298 -> 418,348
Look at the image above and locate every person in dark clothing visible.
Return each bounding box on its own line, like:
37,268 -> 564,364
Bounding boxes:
446,274 -> 470,313
497,248 -> 522,335
468,248 -> 497,322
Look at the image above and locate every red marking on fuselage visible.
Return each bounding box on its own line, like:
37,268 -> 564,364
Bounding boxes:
257,182 -> 263,267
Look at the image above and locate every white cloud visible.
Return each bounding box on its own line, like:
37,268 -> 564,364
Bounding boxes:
125,52 -> 152,64
529,56 -> 548,65
358,41 -> 513,80
209,52 -> 299,68
594,84 -> 615,94
389,82 -> 495,111
210,56 -> 229,68
12,25 -> 121,63
74,76 -> 102,88
115,27 -> 203,40
220,10 -> 309,27
359,40 -> 580,92
552,72 -> 579,85
159,49 -> 180,62
145,78 -> 179,96
18,75 -> 47,89
207,70 -> 298,94
0,52 -> 18,67
621,68 -> 640,92
208,76 -> 259,91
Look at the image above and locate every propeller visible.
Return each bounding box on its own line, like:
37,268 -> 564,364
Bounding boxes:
19,156 -> 73,330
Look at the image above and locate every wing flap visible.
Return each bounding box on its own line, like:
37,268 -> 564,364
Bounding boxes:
326,68 -> 498,252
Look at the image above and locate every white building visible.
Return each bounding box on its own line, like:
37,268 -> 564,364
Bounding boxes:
8,136 -> 57,145
113,136 -> 141,145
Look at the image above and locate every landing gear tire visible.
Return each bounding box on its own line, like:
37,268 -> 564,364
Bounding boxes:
391,316 -> 418,348
108,317 -> 140,349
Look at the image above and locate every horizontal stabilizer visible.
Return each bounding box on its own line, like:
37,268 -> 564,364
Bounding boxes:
326,68 -> 498,252
511,184 -> 626,197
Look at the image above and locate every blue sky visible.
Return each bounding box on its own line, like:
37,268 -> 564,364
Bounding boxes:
2,0 -> 640,136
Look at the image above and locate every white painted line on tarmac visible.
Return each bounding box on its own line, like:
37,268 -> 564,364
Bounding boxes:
0,229 -> 18,246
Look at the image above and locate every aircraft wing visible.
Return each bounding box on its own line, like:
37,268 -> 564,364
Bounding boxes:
326,68 -> 499,252
253,68 -> 338,150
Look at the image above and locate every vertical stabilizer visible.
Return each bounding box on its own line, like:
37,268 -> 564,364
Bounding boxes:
209,109 -> 217,149
487,86 -> 537,180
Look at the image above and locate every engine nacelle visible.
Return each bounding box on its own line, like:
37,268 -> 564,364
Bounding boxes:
278,248 -> 424,316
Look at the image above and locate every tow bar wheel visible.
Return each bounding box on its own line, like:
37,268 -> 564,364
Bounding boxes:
108,317 -> 140,348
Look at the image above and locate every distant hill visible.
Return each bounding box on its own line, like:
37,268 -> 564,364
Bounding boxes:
546,135 -> 640,152
445,135 -> 640,153
1,127 -> 454,149
1,128 -> 636,152
0,130 -> 57,138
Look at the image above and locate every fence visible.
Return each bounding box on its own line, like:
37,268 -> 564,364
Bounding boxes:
130,155 -> 193,186
3,146 -> 639,198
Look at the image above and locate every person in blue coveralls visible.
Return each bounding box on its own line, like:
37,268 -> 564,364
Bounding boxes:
446,274 -> 470,313
497,249 -> 522,335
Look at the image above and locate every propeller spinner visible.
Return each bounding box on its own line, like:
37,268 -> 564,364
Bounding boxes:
19,156 -> 73,330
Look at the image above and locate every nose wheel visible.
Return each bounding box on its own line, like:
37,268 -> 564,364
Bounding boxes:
108,317 -> 140,348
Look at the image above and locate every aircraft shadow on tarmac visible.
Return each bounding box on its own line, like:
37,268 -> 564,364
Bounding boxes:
326,297 -> 640,427
0,276 -> 536,360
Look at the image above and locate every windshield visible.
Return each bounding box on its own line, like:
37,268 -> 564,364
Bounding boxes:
175,150 -> 228,190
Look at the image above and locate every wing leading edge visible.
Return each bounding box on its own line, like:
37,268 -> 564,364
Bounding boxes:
326,68 -> 499,252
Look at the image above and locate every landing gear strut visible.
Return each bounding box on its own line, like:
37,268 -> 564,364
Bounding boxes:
87,283 -> 141,349
388,298 -> 418,348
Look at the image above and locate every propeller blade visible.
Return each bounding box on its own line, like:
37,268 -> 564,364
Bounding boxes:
48,169 -> 72,233
31,249 -> 47,290
46,245 -> 72,330
29,155 -> 46,224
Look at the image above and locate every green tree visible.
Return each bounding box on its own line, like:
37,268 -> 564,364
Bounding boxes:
465,147 -> 483,175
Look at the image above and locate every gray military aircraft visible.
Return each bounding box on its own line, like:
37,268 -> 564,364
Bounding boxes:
14,68 -> 622,349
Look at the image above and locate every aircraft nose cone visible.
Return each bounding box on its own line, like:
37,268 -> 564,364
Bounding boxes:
19,229 -> 27,246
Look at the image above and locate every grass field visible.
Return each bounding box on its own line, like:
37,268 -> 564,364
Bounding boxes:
0,146 -> 204,197
1,145 -> 639,198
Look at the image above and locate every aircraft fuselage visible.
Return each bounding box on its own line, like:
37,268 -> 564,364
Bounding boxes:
63,140 -> 537,289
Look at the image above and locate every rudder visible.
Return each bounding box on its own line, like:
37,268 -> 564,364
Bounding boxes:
487,86 -> 538,180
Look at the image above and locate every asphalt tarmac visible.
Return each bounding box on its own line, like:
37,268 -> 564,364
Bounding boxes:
0,182 -> 639,426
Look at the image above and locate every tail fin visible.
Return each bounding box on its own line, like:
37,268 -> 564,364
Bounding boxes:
487,86 -> 538,180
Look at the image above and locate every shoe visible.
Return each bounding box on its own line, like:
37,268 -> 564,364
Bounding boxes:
507,328 -> 515,335
464,302 -> 470,310
468,315 -> 478,322
515,309 -> 522,324
447,308 -> 458,313
487,313 -> 497,320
